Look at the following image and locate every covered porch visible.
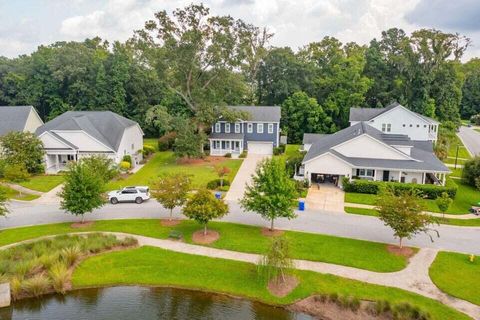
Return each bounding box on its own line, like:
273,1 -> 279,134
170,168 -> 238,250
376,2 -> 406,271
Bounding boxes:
44,150 -> 78,174
351,168 -> 448,186
209,133 -> 244,156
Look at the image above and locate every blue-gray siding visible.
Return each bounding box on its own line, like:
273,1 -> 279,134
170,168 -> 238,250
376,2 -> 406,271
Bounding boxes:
212,121 -> 279,148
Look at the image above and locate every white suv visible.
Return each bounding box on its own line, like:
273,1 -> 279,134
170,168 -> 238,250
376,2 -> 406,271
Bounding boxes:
108,186 -> 150,204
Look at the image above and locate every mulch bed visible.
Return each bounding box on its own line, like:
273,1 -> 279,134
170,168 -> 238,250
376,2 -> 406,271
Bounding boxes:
160,219 -> 182,227
71,221 -> 95,229
261,228 -> 285,237
267,275 -> 299,297
176,156 -> 227,166
192,230 -> 220,244
386,244 -> 415,258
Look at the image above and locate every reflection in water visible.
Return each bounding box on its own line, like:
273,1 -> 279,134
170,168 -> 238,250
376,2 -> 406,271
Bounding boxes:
0,286 -> 313,320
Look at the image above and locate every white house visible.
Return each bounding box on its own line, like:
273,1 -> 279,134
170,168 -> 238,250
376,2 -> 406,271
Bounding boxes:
0,106 -> 43,136
36,111 -> 144,173
299,122 -> 449,187
349,102 -> 439,142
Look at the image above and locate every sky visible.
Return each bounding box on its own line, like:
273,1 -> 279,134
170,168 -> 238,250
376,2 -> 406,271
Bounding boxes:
1,0 -> 480,60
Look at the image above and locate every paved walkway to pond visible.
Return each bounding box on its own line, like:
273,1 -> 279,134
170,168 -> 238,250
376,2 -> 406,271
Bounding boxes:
3,232 -> 478,319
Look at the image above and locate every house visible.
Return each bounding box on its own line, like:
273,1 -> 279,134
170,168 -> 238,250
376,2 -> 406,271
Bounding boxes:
209,106 -> 281,156
349,102 -> 439,142
302,133 -> 325,152
299,122 -> 449,188
0,106 -> 43,136
36,111 -> 144,173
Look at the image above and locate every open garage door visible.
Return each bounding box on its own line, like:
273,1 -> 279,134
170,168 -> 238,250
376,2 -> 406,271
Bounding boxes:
248,142 -> 273,155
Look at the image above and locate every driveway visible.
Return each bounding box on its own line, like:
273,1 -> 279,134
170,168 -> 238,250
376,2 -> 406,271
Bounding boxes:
305,184 -> 345,212
224,154 -> 269,201
458,126 -> 480,156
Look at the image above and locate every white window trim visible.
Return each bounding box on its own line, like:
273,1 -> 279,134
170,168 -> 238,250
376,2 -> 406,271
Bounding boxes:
247,123 -> 253,133
268,123 -> 274,134
257,123 -> 264,134
215,123 -> 221,133
235,123 -> 240,133
225,123 -> 230,133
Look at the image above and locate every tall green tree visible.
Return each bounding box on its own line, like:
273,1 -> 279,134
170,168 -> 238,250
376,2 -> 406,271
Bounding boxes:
460,58 -> 480,118
0,186 -> 9,218
173,117 -> 206,159
0,131 -> 44,174
240,158 -> 297,231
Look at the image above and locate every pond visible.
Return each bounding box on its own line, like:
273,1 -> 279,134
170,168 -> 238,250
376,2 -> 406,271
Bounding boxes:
0,286 -> 314,320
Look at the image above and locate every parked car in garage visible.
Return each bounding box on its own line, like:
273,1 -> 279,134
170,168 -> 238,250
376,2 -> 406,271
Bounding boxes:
108,186 -> 150,204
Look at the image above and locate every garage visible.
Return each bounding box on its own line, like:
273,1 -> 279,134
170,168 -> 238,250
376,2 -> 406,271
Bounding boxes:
247,141 -> 273,155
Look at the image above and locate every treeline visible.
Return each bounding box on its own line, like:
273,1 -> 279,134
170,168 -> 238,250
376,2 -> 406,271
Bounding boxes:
0,4 -> 479,141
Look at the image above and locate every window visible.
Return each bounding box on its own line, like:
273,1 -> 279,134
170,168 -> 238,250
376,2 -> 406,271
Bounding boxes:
424,125 -> 427,128
257,123 -> 264,133
387,124 -> 391,132
235,123 -> 240,133
357,169 -> 374,177
382,123 -> 391,132
416,124 -> 420,128
268,123 -> 274,134
409,124 -> 413,127
225,123 -> 230,133
402,124 -> 406,127
215,123 -> 221,132
67,155 -> 75,161
225,141 -> 230,149
247,123 -> 253,133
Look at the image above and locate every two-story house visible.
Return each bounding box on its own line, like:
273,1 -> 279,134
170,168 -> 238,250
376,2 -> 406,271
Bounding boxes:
349,102 -> 439,142
209,106 -> 281,156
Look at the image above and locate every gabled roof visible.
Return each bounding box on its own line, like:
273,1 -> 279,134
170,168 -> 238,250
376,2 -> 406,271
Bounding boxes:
226,106 -> 281,122
349,102 -> 439,124
303,133 -> 326,145
36,111 -> 140,152
303,122 -> 449,172
0,106 -> 39,135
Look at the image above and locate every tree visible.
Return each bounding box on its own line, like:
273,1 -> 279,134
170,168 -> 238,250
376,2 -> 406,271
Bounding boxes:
151,174 -> 191,221
80,155 -> 119,183
376,189 -> 438,248
0,131 -> 44,174
59,161 -> 106,223
461,59 -> 480,118
462,157 -> 480,190
0,186 -> 9,218
173,117 -> 206,159
240,158 -> 297,231
258,236 -> 293,285
436,192 -> 453,218
3,163 -> 29,182
215,165 -> 231,187
145,105 -> 173,137
182,189 -> 229,235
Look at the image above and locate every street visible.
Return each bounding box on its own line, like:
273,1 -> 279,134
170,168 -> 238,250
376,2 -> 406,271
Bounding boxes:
458,126 -> 480,156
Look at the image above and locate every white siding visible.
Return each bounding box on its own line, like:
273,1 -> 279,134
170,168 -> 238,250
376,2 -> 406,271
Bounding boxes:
54,131 -> 111,152
23,109 -> 43,133
115,125 -> 144,165
40,132 -> 73,150
304,153 -> 353,181
333,135 -> 410,160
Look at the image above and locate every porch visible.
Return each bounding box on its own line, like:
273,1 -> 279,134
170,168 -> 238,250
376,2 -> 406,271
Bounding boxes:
209,139 -> 244,156
351,168 -> 447,186
45,152 -> 78,174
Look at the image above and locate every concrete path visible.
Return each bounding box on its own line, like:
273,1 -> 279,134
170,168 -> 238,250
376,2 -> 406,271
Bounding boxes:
0,182 -> 43,196
306,184 -> 344,212
345,202 -> 480,220
4,231 -> 478,319
458,126 -> 480,156
31,183 -> 63,205
224,154 -> 269,201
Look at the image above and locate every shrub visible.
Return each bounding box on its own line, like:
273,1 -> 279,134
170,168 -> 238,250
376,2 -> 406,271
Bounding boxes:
462,156 -> 480,190
143,144 -> 155,156
206,179 -> 231,190
392,302 -> 431,320
49,262 -> 69,294
61,246 -> 81,267
273,147 -> 283,155
4,163 -> 30,182
224,153 -> 232,158
119,161 -> 131,172
0,159 -> 6,178
10,277 -> 22,300
21,274 -> 51,297
470,114 -> 480,125
158,132 -> 177,151
239,151 -> 247,158
122,155 -> 132,165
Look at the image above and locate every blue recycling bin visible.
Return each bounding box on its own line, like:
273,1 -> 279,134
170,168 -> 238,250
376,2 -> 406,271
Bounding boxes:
215,192 -> 222,199
298,200 -> 305,211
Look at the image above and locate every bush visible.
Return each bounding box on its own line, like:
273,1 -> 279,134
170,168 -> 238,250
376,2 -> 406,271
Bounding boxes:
4,163 -> 30,182
119,161 -> 131,172
61,245 -> 81,267
343,178 -> 457,199
49,262 -> 69,293
206,179 -> 231,190
225,153 -> 232,158
143,145 -> 155,156
158,132 -> 177,151
0,159 -> 6,178
239,151 -> 247,158
122,155 -> 132,165
21,274 -> 51,297
462,156 -> 480,189
470,114 -> 480,125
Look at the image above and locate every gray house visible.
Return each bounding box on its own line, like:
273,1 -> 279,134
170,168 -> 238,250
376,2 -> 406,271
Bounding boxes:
209,106 -> 281,156
0,106 -> 43,136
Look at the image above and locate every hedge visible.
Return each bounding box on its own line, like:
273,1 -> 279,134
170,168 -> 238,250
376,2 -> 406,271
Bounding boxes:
343,178 -> 457,199
206,179 -> 231,190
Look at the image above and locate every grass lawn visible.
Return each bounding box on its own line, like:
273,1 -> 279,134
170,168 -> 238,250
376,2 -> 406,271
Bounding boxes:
0,185 -> 39,201
443,157 -> 467,165
72,246 -> 469,320
430,252 -> 480,306
107,151 -> 243,190
0,219 -> 410,272
475,128 -> 480,133
143,138 -> 158,151
448,136 -> 471,159
17,174 -> 64,192
344,206 -> 480,227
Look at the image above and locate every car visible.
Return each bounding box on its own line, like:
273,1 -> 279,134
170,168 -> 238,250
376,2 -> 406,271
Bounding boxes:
108,186 -> 150,204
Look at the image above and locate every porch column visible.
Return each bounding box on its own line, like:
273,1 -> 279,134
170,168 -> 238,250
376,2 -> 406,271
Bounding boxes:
398,171 -> 402,182
373,170 -> 377,181
442,173 -> 446,186
56,155 -> 60,171
210,140 -> 214,154
421,172 -> 425,184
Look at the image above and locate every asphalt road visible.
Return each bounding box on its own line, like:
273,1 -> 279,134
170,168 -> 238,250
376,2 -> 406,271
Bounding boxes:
3,200 -> 480,255
458,126 -> 480,156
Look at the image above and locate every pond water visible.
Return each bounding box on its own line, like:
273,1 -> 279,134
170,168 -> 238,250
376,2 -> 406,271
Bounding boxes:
0,286 -> 314,320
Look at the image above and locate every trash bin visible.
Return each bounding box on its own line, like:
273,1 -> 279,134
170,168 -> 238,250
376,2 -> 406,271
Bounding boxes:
215,192 -> 222,199
298,200 -> 305,211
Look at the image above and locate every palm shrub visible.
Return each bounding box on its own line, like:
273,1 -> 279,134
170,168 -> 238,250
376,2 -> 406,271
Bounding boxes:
258,236 -> 294,285
49,262 -> 69,294
61,246 -> 82,267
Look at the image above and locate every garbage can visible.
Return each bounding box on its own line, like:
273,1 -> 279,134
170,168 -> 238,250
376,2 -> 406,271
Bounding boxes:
215,192 -> 222,199
298,200 -> 305,211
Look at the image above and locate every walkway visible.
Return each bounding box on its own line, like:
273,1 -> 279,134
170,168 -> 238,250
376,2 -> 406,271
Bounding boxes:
0,182 -> 43,196
458,126 -> 480,156
4,232 -> 478,319
224,154 -> 268,201
306,184 -> 344,212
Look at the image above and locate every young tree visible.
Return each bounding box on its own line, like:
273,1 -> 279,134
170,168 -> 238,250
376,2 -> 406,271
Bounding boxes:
173,118 -> 206,159
59,162 -> 106,223
182,189 -> 229,236
151,174 -> 191,221
240,158 -> 297,231
436,192 -> 453,218
0,186 -> 9,218
215,165 -> 231,187
376,189 -> 438,248
258,236 -> 293,285
0,131 -> 45,174
80,155 -> 119,183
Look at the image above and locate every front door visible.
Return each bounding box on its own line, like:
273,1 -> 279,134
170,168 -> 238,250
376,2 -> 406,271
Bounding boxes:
383,170 -> 390,182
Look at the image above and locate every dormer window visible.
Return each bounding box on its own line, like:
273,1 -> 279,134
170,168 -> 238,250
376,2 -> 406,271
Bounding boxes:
215,123 -> 221,132
235,123 -> 240,133
225,123 -> 230,133
381,123 -> 391,132
247,123 -> 253,133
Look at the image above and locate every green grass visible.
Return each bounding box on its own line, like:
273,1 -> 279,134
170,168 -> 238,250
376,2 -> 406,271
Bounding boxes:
0,219 -> 410,272
143,138 -> 158,151
107,151 -> 243,190
344,206 -> 480,226
443,157 -> 467,165
72,246 -> 469,320
449,167 -> 463,178
0,185 -> 39,201
430,252 -> 480,306
448,136 -> 471,159
475,128 -> 480,133
17,175 -> 64,192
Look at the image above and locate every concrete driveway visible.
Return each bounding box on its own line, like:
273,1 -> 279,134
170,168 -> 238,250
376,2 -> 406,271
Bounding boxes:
224,154 -> 269,201
306,184 -> 345,212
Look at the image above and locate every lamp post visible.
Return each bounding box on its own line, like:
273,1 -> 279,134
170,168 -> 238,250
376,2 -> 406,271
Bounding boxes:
454,144 -> 459,169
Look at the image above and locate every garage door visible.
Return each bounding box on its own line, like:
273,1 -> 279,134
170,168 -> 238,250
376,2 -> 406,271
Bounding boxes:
248,142 -> 273,155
